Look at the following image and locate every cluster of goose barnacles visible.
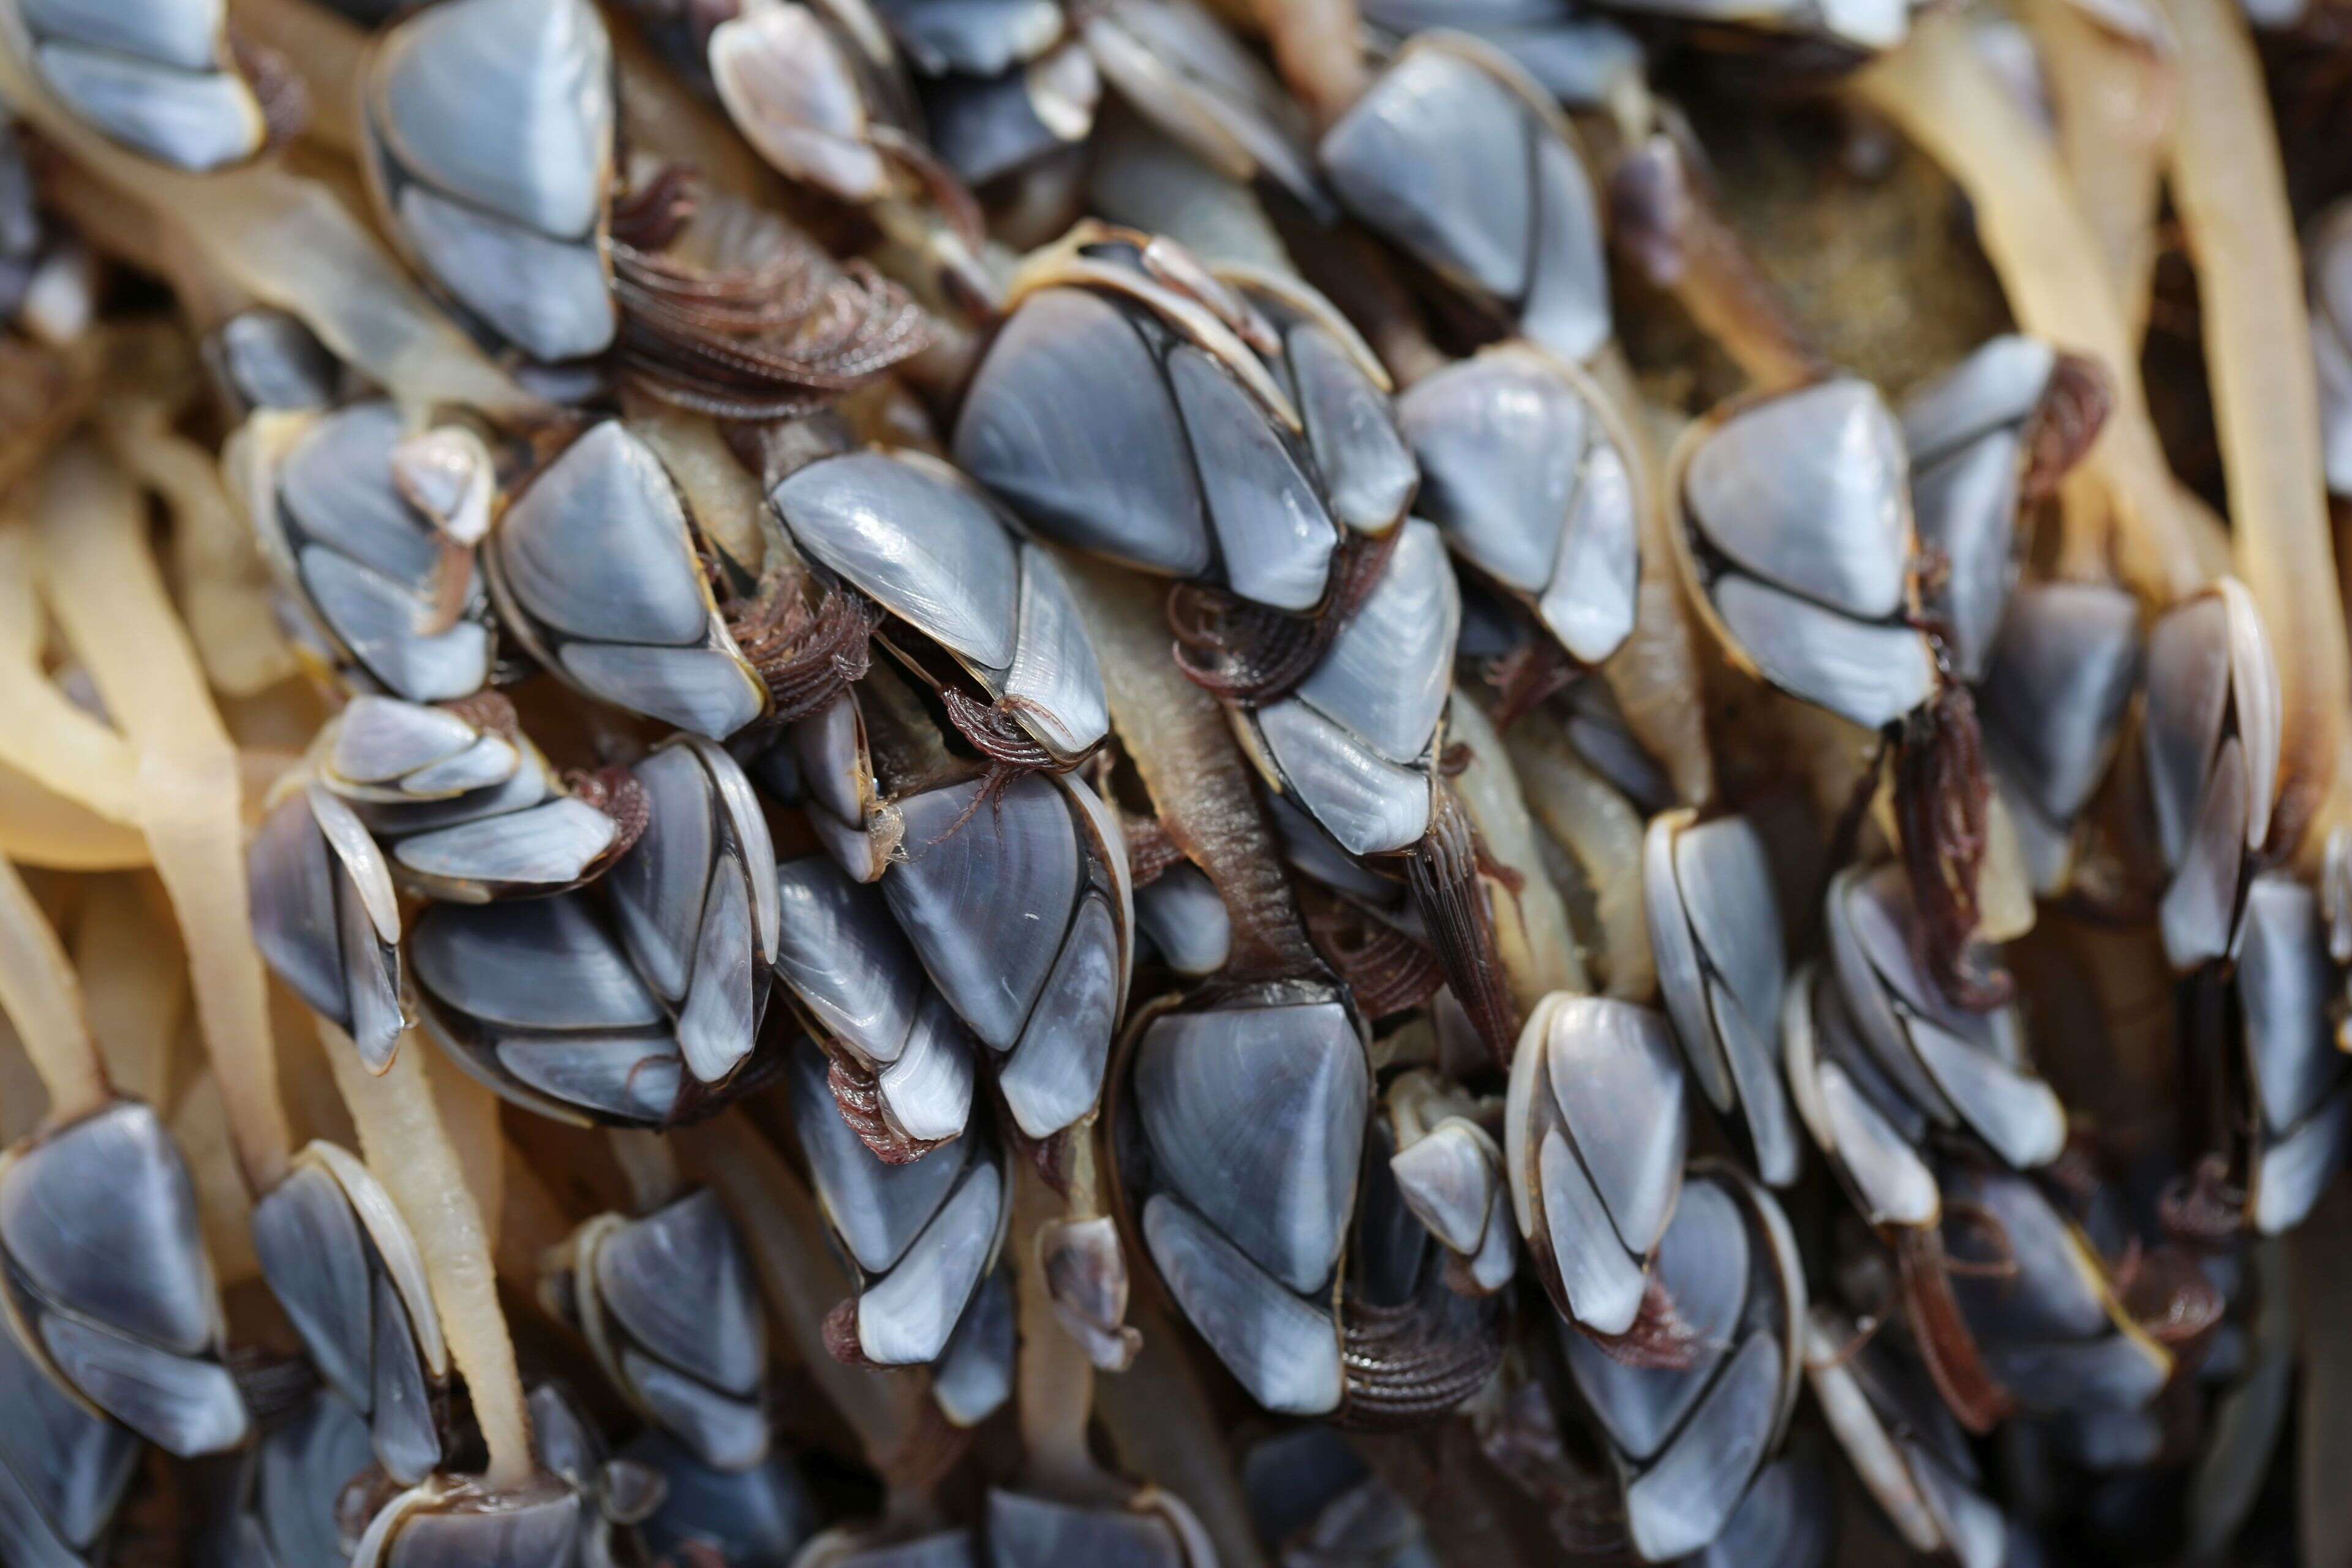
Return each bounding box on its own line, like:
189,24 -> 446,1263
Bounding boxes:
0,0 -> 2350,1564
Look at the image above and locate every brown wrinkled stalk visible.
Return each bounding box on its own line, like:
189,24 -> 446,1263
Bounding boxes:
1852,12 -> 2206,606
1449,693 -> 1589,1013
1590,350 -> 1716,807
324,1023 -> 535,1490
1502,722 -> 1654,1000
1604,128 -> 1828,396
0,857 -> 110,1125
34,443 -> 292,1194
2014,0 -> 2176,337
1058,553 -> 1322,982
2157,0 -> 2352,869
1012,1162 -> 1115,1502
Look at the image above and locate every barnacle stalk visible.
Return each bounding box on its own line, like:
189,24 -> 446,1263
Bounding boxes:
1093,1291 -> 1272,1568
1447,693 -> 1590,1008
0,770 -> 144,872
1851,10 -> 2206,605
1061,553 -> 1322,983
2012,0 -> 2175,336
606,1124 -> 685,1215
322,1019 -> 535,1490
1604,123 -> 1830,397
96,388 -> 296,699
0,527 -> 142,840
34,440 -> 291,1193
71,874 -> 186,1107
1012,1161 -> 1114,1500
1502,720 -> 1654,998
0,854 -> 109,1123
2157,0 -> 2352,869
1589,350 -> 1716,808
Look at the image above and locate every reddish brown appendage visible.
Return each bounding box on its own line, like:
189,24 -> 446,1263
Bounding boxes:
1894,681 -> 2011,1009
610,165 -> 699,254
1485,638 -> 1579,731
229,32 -> 310,152
1023,1123 -> 1072,1197
939,688 -> 1056,774
725,575 -> 881,724
1169,526 -> 1401,706
609,168 -> 935,420
439,689 -> 520,743
936,687 -> 1068,826
1897,1226 -> 2017,1433
1302,885 -> 1446,1022
1403,786 -> 1521,1069
1583,1275 -> 1702,1371
564,766 -> 653,859
823,1297 -> 884,1368
2022,352 -> 2116,502
828,1053 -> 952,1165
